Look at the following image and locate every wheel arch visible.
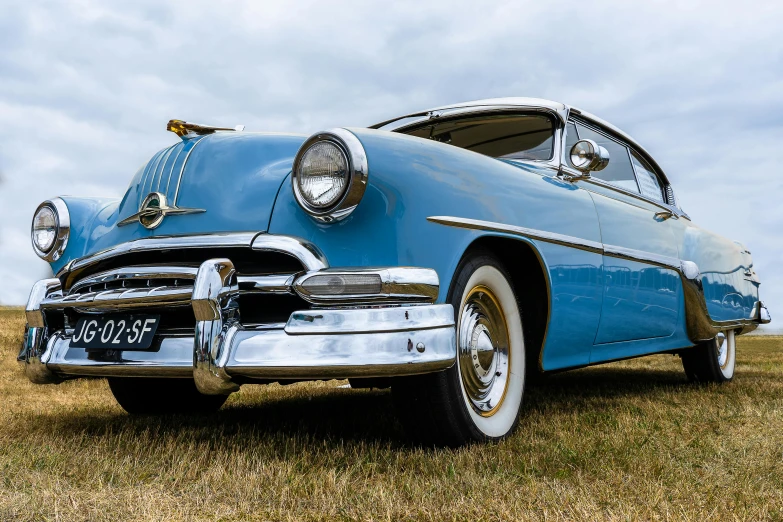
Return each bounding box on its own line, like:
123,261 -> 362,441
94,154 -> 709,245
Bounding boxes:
450,235 -> 551,374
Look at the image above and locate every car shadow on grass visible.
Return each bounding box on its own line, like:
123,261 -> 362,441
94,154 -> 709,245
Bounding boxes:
20,365 -> 701,448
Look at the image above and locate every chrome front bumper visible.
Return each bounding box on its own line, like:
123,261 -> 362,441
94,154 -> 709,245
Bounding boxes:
20,256 -> 456,394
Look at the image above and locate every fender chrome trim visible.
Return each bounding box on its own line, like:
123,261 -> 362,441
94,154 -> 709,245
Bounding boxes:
427,216 -> 603,254
429,215 -> 763,343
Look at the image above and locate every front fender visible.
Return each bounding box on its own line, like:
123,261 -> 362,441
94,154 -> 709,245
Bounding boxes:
269,128 -> 602,298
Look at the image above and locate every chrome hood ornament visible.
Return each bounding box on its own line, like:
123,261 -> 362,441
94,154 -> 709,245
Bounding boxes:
118,192 -> 205,230
167,119 -> 245,140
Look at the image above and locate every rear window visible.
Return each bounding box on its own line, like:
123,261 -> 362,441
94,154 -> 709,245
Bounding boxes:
630,150 -> 665,203
401,114 -> 555,161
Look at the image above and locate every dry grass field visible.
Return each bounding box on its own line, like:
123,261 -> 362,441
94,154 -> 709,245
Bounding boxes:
1,306 -> 782,521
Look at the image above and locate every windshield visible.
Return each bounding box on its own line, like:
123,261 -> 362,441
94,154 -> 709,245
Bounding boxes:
398,113 -> 555,161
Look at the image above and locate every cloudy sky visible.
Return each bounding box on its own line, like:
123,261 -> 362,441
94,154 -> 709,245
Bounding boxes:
1,1 -> 780,330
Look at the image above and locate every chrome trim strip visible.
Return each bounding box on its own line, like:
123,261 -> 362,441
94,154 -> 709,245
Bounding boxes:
293,267 -> 439,305
151,144 -> 177,194
370,97 -> 569,130
602,244 -> 681,270
251,234 -> 328,272
143,144 -> 175,198
574,173 -> 686,218
162,142 -> 185,194
427,215 -> 603,254
139,148 -> 166,203
173,135 -> 208,205
428,215 -> 761,342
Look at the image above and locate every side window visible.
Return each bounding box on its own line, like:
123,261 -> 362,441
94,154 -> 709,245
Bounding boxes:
575,123 -> 639,194
630,150 -> 665,203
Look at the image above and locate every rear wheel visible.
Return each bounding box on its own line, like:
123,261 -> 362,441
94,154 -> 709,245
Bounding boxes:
393,251 -> 526,446
108,377 -> 228,415
681,330 -> 736,383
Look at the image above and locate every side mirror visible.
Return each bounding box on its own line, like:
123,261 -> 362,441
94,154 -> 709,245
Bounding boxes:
570,139 -> 610,173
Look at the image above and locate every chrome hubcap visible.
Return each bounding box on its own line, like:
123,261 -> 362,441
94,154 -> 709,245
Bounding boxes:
458,286 -> 510,416
716,332 -> 729,368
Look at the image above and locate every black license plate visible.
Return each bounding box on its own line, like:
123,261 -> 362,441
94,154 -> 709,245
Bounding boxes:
71,315 -> 160,349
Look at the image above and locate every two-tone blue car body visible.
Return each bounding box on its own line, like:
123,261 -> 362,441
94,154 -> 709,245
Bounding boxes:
20,98 -> 771,444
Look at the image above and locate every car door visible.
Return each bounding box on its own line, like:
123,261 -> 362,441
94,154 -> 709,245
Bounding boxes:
564,120 -> 683,355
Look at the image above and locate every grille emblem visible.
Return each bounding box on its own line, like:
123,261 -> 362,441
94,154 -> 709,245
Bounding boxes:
118,192 -> 205,230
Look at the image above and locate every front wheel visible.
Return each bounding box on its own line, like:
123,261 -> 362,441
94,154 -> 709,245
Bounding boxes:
681,330 -> 736,383
393,251 -> 526,446
108,377 -> 229,415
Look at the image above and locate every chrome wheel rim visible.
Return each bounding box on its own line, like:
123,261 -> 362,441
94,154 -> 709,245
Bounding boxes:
458,285 -> 510,416
716,332 -> 729,369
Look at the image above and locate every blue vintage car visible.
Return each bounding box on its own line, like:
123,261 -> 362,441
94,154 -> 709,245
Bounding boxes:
20,98 -> 771,445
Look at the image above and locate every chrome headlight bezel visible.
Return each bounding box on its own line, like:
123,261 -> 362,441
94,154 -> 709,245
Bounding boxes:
292,128 -> 368,222
31,198 -> 70,262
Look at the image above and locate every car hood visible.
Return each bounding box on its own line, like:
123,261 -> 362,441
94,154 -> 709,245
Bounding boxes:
63,132 -> 307,264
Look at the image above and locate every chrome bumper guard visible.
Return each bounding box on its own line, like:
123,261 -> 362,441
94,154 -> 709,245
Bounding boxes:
758,301 -> 772,324
20,258 -> 456,394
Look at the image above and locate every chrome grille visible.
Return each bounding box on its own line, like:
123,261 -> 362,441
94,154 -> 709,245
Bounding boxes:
68,265 -> 198,296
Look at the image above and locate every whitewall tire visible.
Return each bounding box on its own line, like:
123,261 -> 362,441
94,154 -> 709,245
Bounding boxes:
681,330 -> 736,383
393,251 -> 526,446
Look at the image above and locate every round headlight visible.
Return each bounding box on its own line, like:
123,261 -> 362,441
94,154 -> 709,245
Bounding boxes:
32,206 -> 57,253
31,198 -> 70,261
292,128 -> 369,222
296,141 -> 349,209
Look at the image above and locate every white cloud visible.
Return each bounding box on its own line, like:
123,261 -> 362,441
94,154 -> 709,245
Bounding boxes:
0,0 -> 780,327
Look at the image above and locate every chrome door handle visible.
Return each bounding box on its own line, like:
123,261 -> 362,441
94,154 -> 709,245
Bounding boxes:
654,210 -> 676,221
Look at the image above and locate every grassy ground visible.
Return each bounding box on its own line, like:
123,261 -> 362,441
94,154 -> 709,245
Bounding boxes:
1,307 -> 782,521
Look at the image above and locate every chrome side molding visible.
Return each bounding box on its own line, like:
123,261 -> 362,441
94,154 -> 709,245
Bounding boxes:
429,215 -> 765,342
